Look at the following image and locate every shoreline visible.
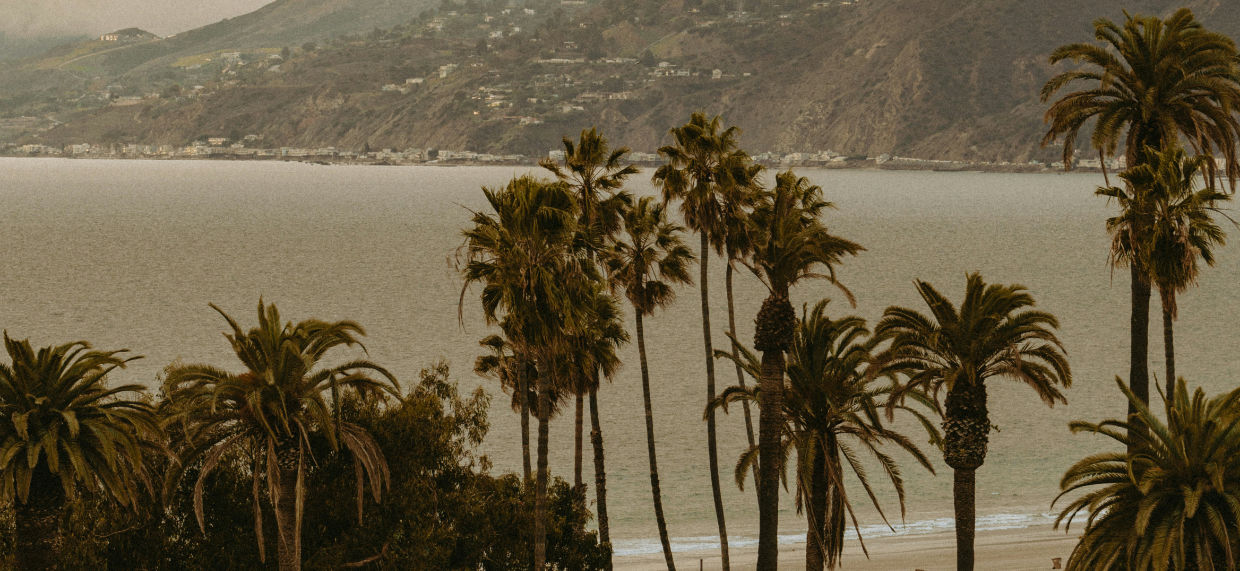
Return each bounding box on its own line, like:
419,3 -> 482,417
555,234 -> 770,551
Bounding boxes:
615,523 -> 1080,570
0,153 -> 1093,175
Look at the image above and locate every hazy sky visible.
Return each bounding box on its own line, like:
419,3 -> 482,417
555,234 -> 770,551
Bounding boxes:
0,0 -> 272,38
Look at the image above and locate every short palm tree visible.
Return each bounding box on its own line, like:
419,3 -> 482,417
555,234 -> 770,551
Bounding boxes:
557,281 -> 628,555
1136,148 -> 1228,401
474,331 -> 535,480
460,175 -> 588,569
877,273 -> 1071,571
1056,378 -> 1240,570
653,111 -> 754,569
0,335 -> 159,569
162,301 -> 400,571
715,300 -> 934,571
745,171 -> 862,570
603,195 -> 695,570
1041,7 -> 1240,411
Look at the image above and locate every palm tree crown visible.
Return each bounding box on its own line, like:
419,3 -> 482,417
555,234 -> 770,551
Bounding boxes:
163,301 -> 400,566
603,196 -> 695,316
1056,378 -> 1240,571
0,335 -> 157,509
1041,7 -> 1240,183
540,126 -> 637,249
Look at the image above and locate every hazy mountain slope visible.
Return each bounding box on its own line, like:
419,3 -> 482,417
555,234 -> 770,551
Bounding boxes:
20,0 -> 1240,161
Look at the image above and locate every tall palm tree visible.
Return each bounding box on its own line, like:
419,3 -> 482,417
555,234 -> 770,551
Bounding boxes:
460,175 -> 588,569
745,171 -> 862,570
603,195 -> 695,570
0,335 -> 160,569
722,161 -> 764,487
542,127 -> 636,556
716,300 -> 936,571
653,112 -> 753,568
162,301 -> 400,571
877,274 -> 1072,571
1041,7 -> 1240,412
1056,378 -> 1240,570
1131,148 -> 1228,401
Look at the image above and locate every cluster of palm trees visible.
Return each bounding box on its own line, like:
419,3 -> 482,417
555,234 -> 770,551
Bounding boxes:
0,301 -> 400,570
1039,7 -> 1240,571
461,114 -> 1079,571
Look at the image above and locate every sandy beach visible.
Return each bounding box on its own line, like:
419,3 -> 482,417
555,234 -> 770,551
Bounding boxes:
615,524 -> 1081,570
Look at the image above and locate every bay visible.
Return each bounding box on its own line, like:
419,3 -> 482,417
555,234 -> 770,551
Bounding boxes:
2,158 -> 1236,558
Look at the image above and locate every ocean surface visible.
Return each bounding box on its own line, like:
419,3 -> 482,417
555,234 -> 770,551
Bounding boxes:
3,158 -> 1238,559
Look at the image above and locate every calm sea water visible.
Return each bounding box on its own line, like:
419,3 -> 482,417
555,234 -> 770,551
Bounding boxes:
3,158 -> 1238,559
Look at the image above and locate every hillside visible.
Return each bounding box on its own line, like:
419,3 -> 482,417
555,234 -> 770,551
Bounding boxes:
8,0 -> 1240,161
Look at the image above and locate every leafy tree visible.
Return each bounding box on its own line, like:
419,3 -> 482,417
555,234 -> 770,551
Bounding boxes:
603,196 -> 695,569
743,171 -> 861,570
162,301 -> 400,571
1041,7 -> 1240,413
0,335 -> 160,569
1056,378 -> 1240,570
878,274 -> 1071,571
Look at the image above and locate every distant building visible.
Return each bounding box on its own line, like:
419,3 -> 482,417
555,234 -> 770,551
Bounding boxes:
207,137 -> 228,146
439,64 -> 458,78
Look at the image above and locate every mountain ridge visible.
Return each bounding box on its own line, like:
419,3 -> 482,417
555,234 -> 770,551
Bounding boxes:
6,0 -> 1239,161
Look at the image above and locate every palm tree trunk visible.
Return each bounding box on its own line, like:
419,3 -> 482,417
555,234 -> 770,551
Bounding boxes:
589,384 -> 612,569
637,311 -> 677,570
806,445 -> 827,571
756,346 -> 785,571
726,261 -> 760,489
943,382 -> 988,571
15,470 -> 64,570
1162,289 -> 1175,405
521,367 -> 532,482
700,233 -> 730,569
575,389 -> 585,492
535,377 -> 552,569
1129,263 -> 1151,414
953,468 -> 977,571
275,459 -> 301,571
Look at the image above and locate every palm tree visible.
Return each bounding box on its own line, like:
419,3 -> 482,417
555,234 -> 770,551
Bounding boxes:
722,161 -> 764,487
1056,378 -> 1240,570
557,281 -> 628,559
0,335 -> 160,569
162,301 -> 399,571
603,195 -> 695,570
474,331 -> 535,480
1132,148 -> 1228,402
460,175 -> 589,569
1041,7 -> 1240,412
653,112 -> 753,568
715,300 -> 935,571
877,273 -> 1072,571
745,171 -> 862,570
542,127 -> 636,555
